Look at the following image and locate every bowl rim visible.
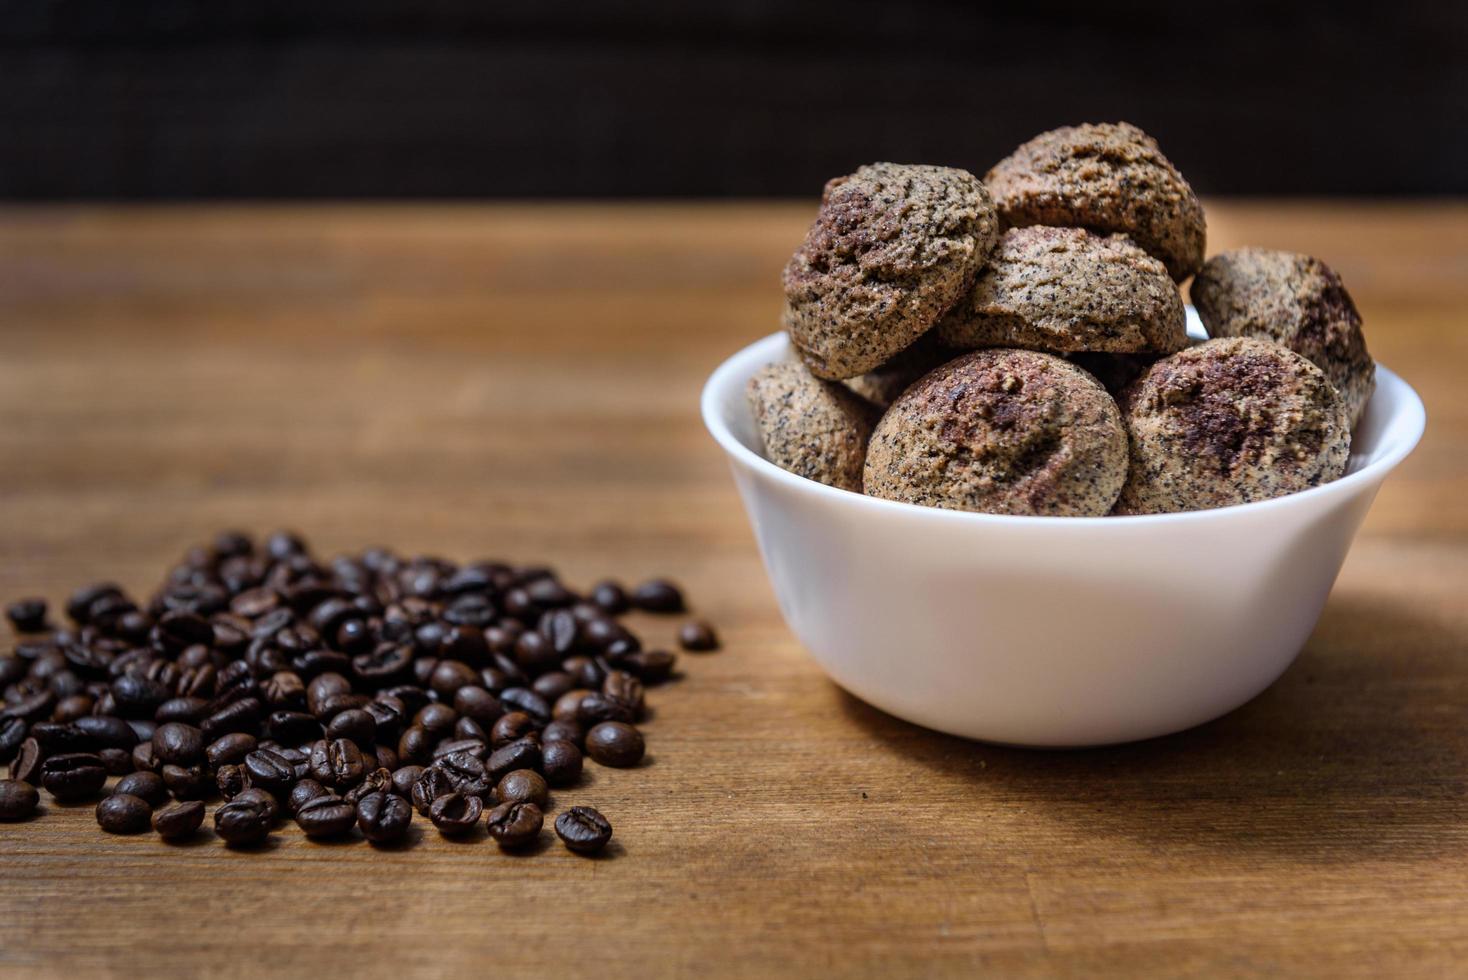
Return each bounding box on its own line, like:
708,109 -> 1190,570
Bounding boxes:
701,330 -> 1427,528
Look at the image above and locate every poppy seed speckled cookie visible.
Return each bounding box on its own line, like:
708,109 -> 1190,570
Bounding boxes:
985,122 -> 1206,282
1114,338 -> 1351,514
1191,248 -> 1375,428
935,226 -> 1188,354
840,331 -> 960,410
747,360 -> 877,492
864,349 -> 1128,516
782,163 -> 998,380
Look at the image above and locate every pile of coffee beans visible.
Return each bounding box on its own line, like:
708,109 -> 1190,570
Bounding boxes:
0,531 -> 722,856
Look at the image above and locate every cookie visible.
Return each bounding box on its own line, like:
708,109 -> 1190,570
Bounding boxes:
864,349 -> 1128,516
935,226 -> 1188,354
746,360 -> 877,492
782,162 -> 999,380
1191,248 -> 1375,428
1068,351 -> 1161,397
985,122 -> 1206,282
1114,338 -> 1351,514
841,331 -> 959,410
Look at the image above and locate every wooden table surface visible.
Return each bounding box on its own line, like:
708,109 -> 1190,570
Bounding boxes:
1,202 -> 1465,978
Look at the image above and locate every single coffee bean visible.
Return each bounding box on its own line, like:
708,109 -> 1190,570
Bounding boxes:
53,694 -> 95,723
205,732 -> 256,769
295,793 -> 358,839
154,696 -> 208,725
555,805 -> 613,854
233,787 -> 281,824
486,801 -> 543,849
342,767 -> 392,805
589,581 -> 629,615
622,649 -> 677,683
287,778 -> 329,815
6,598 -> 49,633
585,722 -> 645,768
428,792 -> 483,836
541,720 -> 584,748
541,739 -> 583,787
391,765 -> 423,798
29,721 -> 96,756
200,696 -> 264,739
0,717 -> 28,763
355,791 -> 412,845
411,766 -> 457,816
131,741 -> 160,774
574,692 -> 634,727
397,725 -> 435,767
152,722 -> 205,766
630,579 -> 684,614
73,715 -> 138,750
310,738 -> 366,789
162,762 -> 212,800
429,659 -> 480,699
96,793 -> 152,834
110,674 -> 171,718
113,770 -> 168,807
324,708 -> 375,747
495,769 -> 548,807
486,739 -> 542,782
531,671 -> 577,701
244,748 -> 297,794
39,752 -> 108,802
0,778 -> 39,820
3,690 -> 56,724
152,800 -> 205,840
214,797 -> 273,846
677,619 -> 719,651
453,716 -> 488,744
98,747 -> 135,775
499,687 -> 550,723
602,670 -> 646,718
414,703 -> 458,737
216,763 -> 247,800
490,711 -> 537,748
264,710 -> 322,745
451,686 -> 502,726
435,751 -> 494,797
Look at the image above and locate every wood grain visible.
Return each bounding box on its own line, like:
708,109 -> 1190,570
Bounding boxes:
0,202 -> 1465,978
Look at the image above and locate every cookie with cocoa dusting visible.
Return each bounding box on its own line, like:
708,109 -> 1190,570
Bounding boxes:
864,349 -> 1128,516
1191,248 -> 1375,428
936,226 -> 1187,355
985,122 -> 1205,282
747,360 -> 877,492
782,163 -> 998,380
1114,337 -> 1350,514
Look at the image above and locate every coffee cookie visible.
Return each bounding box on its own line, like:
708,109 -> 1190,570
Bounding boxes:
985,122 -> 1206,282
1114,338 -> 1351,514
841,331 -> 959,410
935,226 -> 1187,354
1191,248 -> 1375,428
782,163 -> 998,380
747,360 -> 877,492
864,349 -> 1128,516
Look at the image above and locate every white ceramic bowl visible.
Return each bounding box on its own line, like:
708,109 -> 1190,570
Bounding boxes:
702,319 -> 1426,746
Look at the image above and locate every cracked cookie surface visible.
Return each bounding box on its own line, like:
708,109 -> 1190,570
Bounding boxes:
1115,337 -> 1351,514
1191,248 -> 1375,428
985,122 -> 1205,282
782,162 -> 998,380
936,226 -> 1187,354
864,349 -> 1127,516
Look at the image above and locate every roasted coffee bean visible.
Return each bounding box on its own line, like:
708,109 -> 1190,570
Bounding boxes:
431,737 -> 487,762
155,697 -> 209,725
541,740 -> 584,787
428,792 -> 483,836
560,655 -> 605,690
215,797 -> 273,846
153,722 -> 205,766
234,787 -> 281,824
96,793 -> 152,834
384,767 -> 419,800
110,674 -> 171,718
6,598 -> 49,633
130,741 -> 160,775
73,714 -> 138,750
98,747 -> 135,775
243,749 -> 297,794
324,708 -> 375,747
343,767 -> 393,805
677,620 -> 719,652
630,579 -> 684,614
486,739 -> 542,782
498,687 -> 549,723
152,800 -> 206,840
589,581 -> 629,615
0,777 -> 40,820
411,766 -> 457,816
0,717 -> 28,763
532,671 -> 577,701
355,791 -> 412,845
205,732 -> 256,769
29,721 -> 95,756
305,672 -> 352,716
555,805 -> 613,854
453,716 -> 488,743
513,631 -> 560,674
541,720 -> 584,748
428,659 -> 479,699
310,738 -> 366,789
264,710 -> 321,745
586,722 -> 645,768
490,711 -> 537,749
414,703 -> 458,737
39,753 -> 107,802
287,778 -> 329,815
114,770 -> 168,807
200,697 -> 263,739
155,611 -> 214,654
2,690 -> 55,724
435,751 -> 494,798
262,671 -> 306,709
56,696 -> 96,725
602,671 -> 646,718
495,769 -> 548,807
397,725 -> 435,767
486,801 -> 542,849
162,763 -> 212,801
295,793 -> 357,839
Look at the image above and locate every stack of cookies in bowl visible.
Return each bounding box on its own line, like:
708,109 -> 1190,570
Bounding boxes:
750,122 -> 1376,516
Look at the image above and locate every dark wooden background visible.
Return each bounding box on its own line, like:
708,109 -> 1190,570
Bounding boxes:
1,0 -> 1464,199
